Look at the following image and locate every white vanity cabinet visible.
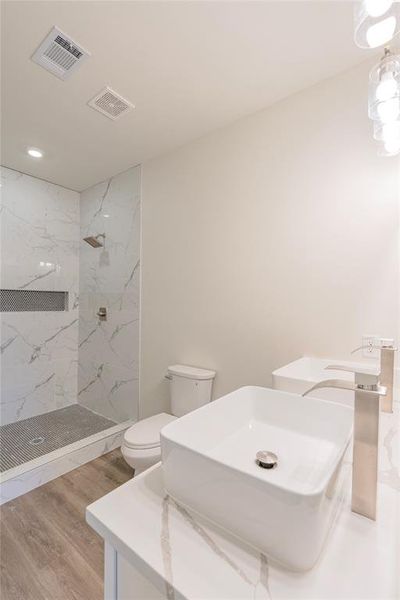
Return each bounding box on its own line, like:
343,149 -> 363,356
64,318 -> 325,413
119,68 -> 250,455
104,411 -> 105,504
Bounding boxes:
105,543 -> 166,600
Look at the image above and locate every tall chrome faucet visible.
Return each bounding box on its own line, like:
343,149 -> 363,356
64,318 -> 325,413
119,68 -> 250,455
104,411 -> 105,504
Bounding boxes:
303,367 -> 387,521
351,341 -> 397,413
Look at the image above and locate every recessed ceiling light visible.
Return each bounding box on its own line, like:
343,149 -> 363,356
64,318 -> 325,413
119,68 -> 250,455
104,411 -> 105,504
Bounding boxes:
27,147 -> 43,158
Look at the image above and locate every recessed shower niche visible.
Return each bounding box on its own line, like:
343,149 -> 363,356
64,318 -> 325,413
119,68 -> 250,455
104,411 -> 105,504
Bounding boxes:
0,289 -> 68,312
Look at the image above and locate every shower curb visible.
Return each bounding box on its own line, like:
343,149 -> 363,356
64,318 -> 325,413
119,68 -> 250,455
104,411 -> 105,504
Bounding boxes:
0,420 -> 134,505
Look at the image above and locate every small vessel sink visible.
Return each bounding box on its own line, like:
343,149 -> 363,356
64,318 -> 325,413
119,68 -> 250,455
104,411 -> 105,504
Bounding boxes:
161,386 -> 352,571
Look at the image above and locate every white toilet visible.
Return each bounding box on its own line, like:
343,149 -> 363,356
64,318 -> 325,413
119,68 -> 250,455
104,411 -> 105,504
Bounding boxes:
121,364 -> 216,475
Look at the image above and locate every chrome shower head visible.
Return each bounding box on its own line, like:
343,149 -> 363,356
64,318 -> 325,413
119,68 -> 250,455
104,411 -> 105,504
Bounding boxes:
83,234 -> 105,248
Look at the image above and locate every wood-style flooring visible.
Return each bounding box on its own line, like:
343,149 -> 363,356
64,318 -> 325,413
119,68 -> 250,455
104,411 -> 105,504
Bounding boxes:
0,449 -> 133,600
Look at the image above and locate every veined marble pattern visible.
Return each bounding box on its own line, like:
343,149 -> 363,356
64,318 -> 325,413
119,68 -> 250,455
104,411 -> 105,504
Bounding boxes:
0,167 -> 79,424
78,166 -> 141,423
87,401 -> 400,600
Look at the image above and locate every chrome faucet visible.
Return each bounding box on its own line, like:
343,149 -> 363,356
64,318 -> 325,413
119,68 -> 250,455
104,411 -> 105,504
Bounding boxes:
351,341 -> 397,413
303,369 -> 387,521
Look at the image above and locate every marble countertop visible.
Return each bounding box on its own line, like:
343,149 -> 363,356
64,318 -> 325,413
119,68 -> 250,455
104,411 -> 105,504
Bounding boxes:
87,405 -> 399,600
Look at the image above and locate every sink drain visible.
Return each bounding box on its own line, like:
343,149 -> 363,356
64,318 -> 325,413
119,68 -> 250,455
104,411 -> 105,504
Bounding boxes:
256,450 -> 278,469
29,436 -> 45,446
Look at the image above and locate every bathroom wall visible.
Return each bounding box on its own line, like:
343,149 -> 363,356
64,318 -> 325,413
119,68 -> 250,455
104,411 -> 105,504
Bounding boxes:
0,166 -> 79,424
140,60 -> 399,417
78,166 -> 141,423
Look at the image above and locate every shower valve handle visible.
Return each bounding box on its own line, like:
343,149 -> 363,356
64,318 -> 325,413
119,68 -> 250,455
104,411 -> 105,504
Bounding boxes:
97,307 -> 107,320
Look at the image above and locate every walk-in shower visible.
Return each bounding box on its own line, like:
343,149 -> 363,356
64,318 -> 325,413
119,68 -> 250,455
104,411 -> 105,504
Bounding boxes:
0,165 -> 141,503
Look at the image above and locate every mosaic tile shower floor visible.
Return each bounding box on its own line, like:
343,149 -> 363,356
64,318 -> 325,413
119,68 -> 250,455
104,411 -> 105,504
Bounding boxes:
0,405 -> 116,472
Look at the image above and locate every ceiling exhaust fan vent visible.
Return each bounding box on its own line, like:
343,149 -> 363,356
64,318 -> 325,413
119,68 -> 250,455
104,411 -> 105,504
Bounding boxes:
88,87 -> 134,120
31,26 -> 90,80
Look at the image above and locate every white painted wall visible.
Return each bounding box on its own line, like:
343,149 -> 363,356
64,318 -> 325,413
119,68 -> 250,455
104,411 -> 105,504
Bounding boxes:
140,61 -> 399,418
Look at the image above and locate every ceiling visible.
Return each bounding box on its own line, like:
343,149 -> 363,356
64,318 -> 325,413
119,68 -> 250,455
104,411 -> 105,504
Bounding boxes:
1,1 -> 371,192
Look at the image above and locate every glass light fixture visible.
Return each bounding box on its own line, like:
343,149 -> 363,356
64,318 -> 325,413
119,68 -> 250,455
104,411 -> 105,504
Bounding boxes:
365,0 -> 393,18
378,137 -> 400,155
373,119 -> 400,141
354,0 -> 400,48
376,73 -> 397,101
369,49 -> 400,119
366,16 -> 396,47
384,137 -> 400,152
377,97 -> 400,121
369,48 -> 400,156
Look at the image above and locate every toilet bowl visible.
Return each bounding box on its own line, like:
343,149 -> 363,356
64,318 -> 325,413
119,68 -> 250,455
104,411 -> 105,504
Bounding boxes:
121,364 -> 216,475
121,413 -> 176,474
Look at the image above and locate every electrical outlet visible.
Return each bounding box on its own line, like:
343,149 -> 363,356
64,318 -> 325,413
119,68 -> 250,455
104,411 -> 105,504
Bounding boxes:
360,335 -> 395,358
362,335 -> 380,359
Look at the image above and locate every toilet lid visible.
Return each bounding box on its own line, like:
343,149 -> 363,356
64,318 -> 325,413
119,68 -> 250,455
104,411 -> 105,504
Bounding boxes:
123,413 -> 177,449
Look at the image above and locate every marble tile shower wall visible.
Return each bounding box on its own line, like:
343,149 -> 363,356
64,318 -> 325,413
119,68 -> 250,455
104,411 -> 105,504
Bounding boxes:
78,166 -> 140,423
0,167 -> 80,424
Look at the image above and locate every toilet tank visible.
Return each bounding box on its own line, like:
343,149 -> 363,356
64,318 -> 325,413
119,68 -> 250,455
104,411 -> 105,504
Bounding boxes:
168,364 -> 216,417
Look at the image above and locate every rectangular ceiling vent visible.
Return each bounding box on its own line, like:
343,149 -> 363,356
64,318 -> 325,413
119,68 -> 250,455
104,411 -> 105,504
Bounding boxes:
88,87 -> 135,120
31,26 -> 90,80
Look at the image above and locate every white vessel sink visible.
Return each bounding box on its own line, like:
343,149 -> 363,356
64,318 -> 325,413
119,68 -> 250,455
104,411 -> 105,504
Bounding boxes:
161,386 -> 352,571
272,356 -> 379,405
